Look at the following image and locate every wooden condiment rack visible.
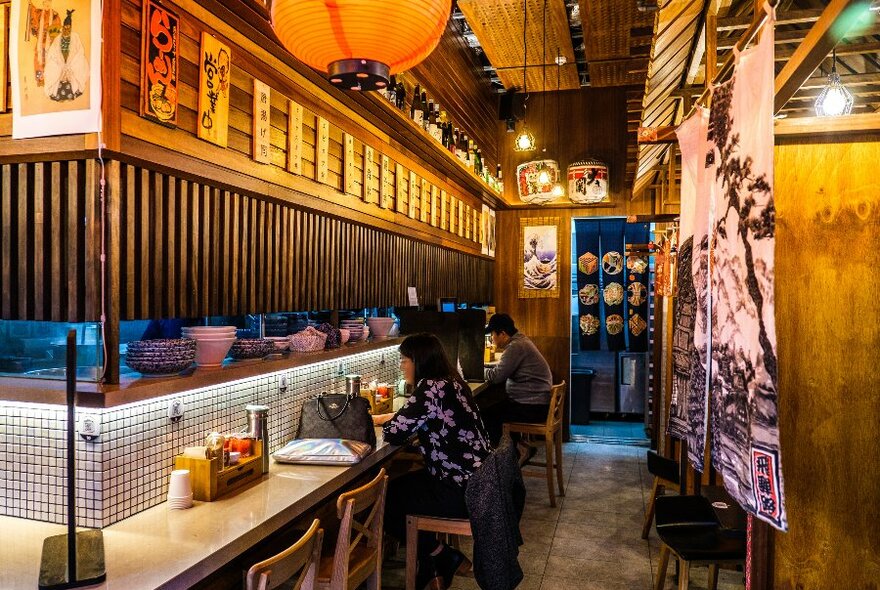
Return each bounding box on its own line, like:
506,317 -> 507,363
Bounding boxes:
360,391 -> 392,415
173,440 -> 264,501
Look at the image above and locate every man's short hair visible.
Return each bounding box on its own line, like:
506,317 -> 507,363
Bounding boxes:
485,313 -> 518,336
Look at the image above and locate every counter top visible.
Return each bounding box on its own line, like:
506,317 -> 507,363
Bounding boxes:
0,432 -> 401,590
0,338 -> 403,409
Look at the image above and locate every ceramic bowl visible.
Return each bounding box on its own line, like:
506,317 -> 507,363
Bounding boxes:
366,318 -> 395,339
194,338 -> 235,366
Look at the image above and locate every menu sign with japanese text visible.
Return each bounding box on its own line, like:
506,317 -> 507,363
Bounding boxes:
253,79 -> 270,163
140,0 -> 179,125
197,32 -> 230,147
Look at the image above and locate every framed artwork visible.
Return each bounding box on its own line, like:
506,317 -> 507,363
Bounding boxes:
0,4 -> 8,113
518,217 -> 559,298
197,31 -> 230,147
140,0 -> 179,126
10,0 -> 102,138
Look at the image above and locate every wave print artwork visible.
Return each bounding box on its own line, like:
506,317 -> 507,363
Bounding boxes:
519,220 -> 559,298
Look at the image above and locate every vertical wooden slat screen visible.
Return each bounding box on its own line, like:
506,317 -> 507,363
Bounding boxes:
0,160 -> 97,322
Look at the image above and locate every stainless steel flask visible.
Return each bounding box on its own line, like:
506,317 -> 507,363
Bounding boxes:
246,404 -> 270,474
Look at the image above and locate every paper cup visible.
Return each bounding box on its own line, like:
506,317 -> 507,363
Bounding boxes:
168,469 -> 192,498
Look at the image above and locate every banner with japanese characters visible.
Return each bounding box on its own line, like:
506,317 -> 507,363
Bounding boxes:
197,32 -> 230,147
253,79 -> 271,163
140,0 -> 179,126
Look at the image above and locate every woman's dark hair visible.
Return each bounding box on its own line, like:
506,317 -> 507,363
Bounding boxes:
399,333 -> 463,385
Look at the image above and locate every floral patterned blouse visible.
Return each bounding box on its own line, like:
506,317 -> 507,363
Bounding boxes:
382,378 -> 492,487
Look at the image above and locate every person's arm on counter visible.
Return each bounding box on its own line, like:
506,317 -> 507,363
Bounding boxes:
378,382 -> 429,445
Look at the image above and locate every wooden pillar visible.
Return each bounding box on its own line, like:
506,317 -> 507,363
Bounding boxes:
104,160 -> 121,385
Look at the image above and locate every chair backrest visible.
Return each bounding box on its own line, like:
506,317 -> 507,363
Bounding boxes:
330,468 -> 389,588
246,518 -> 323,590
545,382 -> 566,433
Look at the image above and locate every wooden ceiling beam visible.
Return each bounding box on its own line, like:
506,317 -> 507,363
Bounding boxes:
719,24 -> 880,49
718,8 -> 825,32
775,112 -> 880,136
775,39 -> 880,60
775,0 -> 873,113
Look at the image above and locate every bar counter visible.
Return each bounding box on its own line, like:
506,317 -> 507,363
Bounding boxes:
0,432 -> 400,590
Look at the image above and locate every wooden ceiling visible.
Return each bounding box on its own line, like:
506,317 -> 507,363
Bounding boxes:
634,0 -> 880,196
457,0 -> 580,91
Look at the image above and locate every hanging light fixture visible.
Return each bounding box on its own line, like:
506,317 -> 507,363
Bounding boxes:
514,0 -> 536,151
271,0 -> 451,91
551,49 -> 565,198
815,49 -> 854,117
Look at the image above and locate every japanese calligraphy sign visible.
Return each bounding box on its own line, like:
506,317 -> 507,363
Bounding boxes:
316,117 -> 329,183
473,208 -> 479,243
287,100 -> 302,174
408,171 -> 418,219
751,447 -> 784,528
363,146 -> 375,203
395,163 -> 407,214
440,190 -> 448,231
0,5 -> 8,114
343,133 -> 356,195
420,179 -> 430,224
481,204 -> 490,255
458,199 -> 465,237
380,154 -> 391,209
197,32 -> 230,147
140,0 -> 179,125
252,79 -> 271,163
430,185 -> 439,227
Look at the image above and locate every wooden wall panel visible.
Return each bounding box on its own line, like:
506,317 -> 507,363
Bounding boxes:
0,161 -> 98,322
771,139 -> 880,589
115,162 -> 493,320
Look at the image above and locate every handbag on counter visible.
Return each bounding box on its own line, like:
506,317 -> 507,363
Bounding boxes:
296,392 -> 377,448
272,438 -> 372,465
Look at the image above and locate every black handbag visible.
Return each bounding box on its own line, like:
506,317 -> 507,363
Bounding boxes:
296,392 -> 377,448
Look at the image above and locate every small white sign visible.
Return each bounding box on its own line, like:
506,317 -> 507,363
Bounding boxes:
407,286 -> 419,307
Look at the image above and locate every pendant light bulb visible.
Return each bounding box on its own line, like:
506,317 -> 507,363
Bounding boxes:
514,128 -> 536,151
815,51 -> 853,117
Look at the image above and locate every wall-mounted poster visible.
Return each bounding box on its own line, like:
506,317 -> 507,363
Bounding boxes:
197,32 -> 230,147
487,208 -> 496,258
0,5 -> 8,113
480,204 -> 489,255
140,0 -> 178,125
253,79 -> 271,163
10,0 -> 102,138
518,217 -> 559,299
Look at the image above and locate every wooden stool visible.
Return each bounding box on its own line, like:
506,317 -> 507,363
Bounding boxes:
503,382 -> 566,507
245,518 -> 323,590
316,469 -> 388,590
641,449 -> 681,539
404,516 -> 472,590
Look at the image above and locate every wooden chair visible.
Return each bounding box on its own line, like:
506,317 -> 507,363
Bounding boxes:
316,469 -> 388,590
245,518 -> 323,590
503,381 -> 566,507
641,449 -> 681,539
404,516 -> 473,590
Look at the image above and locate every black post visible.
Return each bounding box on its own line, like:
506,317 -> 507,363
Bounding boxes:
66,329 -> 77,583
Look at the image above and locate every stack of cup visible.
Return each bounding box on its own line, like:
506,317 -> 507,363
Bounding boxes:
168,469 -> 193,509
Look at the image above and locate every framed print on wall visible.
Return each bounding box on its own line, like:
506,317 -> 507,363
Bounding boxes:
518,217 -> 560,299
140,0 -> 179,126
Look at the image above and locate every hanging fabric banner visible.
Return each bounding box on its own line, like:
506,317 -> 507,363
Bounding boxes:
574,219 -> 601,350
707,7 -> 787,531
668,108 -> 711,459
624,223 -> 650,352
599,219 -> 626,350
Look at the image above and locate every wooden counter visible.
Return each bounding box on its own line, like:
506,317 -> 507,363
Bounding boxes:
0,339 -> 403,409
0,431 -> 400,590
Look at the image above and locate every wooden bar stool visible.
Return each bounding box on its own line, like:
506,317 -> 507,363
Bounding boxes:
316,469 -> 388,590
404,516 -> 472,590
641,449 -> 681,539
245,518 -> 323,590
503,381 -> 566,507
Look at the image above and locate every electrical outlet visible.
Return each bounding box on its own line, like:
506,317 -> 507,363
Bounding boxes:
78,413 -> 101,441
279,375 -> 288,393
168,399 -> 185,424
337,362 -> 345,376
380,352 -> 386,365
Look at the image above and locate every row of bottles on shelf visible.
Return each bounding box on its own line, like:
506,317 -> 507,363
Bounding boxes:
379,75 -> 503,193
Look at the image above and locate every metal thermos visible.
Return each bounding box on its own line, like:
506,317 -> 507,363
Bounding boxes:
246,404 -> 270,474
345,374 -> 361,398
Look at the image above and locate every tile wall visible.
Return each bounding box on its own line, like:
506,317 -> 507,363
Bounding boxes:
0,345 -> 400,527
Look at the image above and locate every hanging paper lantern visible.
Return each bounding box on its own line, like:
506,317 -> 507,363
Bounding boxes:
516,160 -> 560,205
272,0 -> 452,91
568,159 -> 609,204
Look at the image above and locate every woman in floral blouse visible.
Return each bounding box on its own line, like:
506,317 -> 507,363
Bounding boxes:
374,333 -> 492,590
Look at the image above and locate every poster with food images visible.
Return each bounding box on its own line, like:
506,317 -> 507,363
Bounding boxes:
197,32 -> 230,147
140,0 -> 179,126
10,0 -> 102,138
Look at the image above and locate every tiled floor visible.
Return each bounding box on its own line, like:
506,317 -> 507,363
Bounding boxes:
383,442 -> 745,590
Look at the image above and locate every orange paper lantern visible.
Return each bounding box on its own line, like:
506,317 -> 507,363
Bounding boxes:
272,0 -> 452,91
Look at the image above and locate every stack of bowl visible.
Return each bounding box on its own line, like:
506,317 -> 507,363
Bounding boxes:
266,337 -> 290,353
125,338 -> 196,377
366,317 -> 396,340
341,318 -> 365,342
229,338 -> 275,361
181,326 -> 236,367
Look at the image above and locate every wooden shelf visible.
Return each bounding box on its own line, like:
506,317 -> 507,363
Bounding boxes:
0,339 -> 402,409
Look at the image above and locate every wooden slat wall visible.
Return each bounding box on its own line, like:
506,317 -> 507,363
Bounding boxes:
0,161 -> 99,322
116,162 -> 493,320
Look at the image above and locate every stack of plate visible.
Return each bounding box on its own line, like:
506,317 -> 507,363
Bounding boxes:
229,338 -> 275,361
125,339 -> 196,377
181,326 -> 236,367
341,318 -> 365,342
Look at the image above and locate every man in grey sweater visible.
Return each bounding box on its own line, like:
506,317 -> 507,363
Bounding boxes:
480,314 -> 553,445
